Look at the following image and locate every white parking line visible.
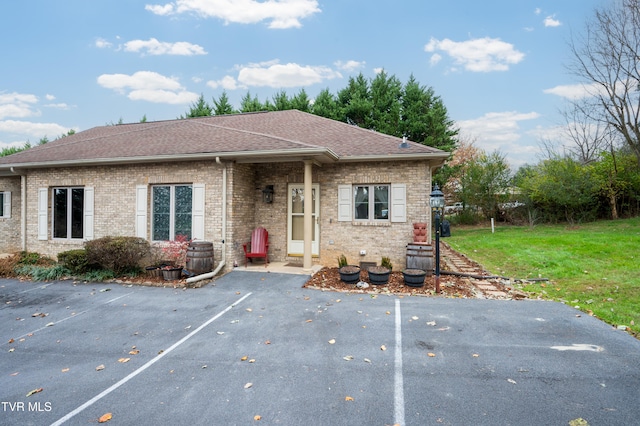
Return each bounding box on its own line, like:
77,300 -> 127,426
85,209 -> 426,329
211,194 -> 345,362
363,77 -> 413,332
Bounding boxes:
16,293 -> 133,340
50,292 -> 253,426
394,298 -> 405,426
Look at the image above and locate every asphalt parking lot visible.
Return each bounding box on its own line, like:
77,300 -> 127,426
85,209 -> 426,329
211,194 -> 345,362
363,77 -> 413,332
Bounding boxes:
2,272 -> 640,426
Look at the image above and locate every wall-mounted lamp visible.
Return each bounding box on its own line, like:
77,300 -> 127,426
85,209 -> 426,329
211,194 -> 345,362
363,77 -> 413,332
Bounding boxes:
262,185 -> 274,204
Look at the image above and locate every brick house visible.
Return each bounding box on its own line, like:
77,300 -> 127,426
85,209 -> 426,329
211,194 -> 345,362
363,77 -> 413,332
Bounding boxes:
0,110 -> 448,274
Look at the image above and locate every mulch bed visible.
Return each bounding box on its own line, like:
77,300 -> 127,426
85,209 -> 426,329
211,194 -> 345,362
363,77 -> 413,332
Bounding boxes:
303,267 -> 476,298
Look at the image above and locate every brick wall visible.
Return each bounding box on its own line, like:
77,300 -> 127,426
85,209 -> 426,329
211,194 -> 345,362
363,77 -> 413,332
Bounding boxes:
0,176 -> 23,253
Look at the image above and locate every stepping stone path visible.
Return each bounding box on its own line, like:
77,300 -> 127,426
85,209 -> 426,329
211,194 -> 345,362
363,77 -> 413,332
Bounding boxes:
440,242 -> 526,300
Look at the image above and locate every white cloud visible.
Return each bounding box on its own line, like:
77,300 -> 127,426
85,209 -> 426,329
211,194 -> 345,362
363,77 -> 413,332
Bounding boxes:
457,111 -> 541,164
429,53 -> 442,66
97,71 -> 198,104
95,37 -> 113,49
145,0 -> 321,29
0,120 -> 72,139
334,60 -> 365,72
235,61 -> 342,88
0,92 -> 39,120
124,38 -> 207,56
534,8 -> 542,15
425,37 -> 524,72
543,15 -> 561,27
45,94 -> 56,101
543,82 -> 602,100
207,75 -> 240,90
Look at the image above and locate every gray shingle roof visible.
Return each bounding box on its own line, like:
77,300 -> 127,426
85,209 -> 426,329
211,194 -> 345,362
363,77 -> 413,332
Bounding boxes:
0,110 -> 448,169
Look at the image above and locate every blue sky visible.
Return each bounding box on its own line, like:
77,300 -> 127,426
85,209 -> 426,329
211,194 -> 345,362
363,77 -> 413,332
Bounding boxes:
1,0 -> 605,168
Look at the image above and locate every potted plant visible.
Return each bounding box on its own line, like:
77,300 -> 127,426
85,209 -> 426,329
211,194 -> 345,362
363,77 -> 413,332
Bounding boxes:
368,256 -> 392,285
338,254 -> 361,284
402,268 -> 427,287
160,235 -> 191,281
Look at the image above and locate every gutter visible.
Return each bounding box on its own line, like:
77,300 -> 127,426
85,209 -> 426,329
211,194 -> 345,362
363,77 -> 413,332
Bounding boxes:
186,157 -> 227,284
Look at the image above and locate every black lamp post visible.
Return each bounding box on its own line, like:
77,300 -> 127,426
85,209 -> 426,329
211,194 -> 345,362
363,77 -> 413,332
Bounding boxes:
430,184 -> 445,293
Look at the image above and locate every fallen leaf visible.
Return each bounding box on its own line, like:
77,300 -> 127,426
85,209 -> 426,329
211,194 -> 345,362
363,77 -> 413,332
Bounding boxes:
118,357 -> 130,363
46,322 -> 55,327
472,354 -> 480,358
568,418 -> 589,426
62,368 -> 70,372
8,348 -> 15,353
26,388 -> 43,397
98,413 -> 113,423
249,359 -> 256,363
264,340 -> 271,345
10,372 -> 19,376
129,349 -> 140,355
304,296 -> 310,300
244,382 -> 253,389
202,365 -> 207,369
345,396 -> 354,401
241,356 -> 248,361
380,345 -> 387,351
385,311 -> 391,315
99,288 -> 111,292
412,316 -> 419,320
426,321 -> 437,326
96,364 -> 105,371
427,353 -> 436,357
328,339 -> 336,344
305,319 -> 313,323
507,378 -> 517,384
343,355 -> 354,361
336,299 -> 341,303
8,338 -> 14,344
246,308 -> 253,312
364,358 -> 371,363
254,415 -> 261,421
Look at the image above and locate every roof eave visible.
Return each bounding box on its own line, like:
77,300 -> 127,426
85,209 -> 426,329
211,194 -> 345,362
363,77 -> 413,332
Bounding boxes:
0,148 -> 341,173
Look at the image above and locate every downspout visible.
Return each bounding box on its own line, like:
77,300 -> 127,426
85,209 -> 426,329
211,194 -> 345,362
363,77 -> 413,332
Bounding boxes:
186,157 -> 227,284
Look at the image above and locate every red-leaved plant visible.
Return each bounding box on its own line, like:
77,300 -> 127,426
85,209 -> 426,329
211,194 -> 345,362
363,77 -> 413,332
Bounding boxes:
161,235 -> 191,268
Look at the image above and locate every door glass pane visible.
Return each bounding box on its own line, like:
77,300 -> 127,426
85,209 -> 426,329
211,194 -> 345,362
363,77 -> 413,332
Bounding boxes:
292,216 -> 304,240
291,188 -> 303,213
53,188 -> 68,238
71,188 -> 84,238
374,185 -> 389,219
354,186 -> 369,220
152,186 -> 170,241
174,185 -> 192,240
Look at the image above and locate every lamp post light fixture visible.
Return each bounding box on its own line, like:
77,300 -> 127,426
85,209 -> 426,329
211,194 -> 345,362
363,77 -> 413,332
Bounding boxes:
429,184 -> 445,293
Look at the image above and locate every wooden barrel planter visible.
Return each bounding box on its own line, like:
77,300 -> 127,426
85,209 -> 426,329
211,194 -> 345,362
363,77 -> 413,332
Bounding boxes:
406,243 -> 433,276
339,265 -> 361,284
368,266 -> 390,285
162,267 -> 183,281
186,241 -> 214,275
402,269 -> 427,287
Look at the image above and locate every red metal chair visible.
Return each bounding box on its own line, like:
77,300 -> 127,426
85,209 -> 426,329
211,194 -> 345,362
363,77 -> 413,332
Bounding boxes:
243,227 -> 269,267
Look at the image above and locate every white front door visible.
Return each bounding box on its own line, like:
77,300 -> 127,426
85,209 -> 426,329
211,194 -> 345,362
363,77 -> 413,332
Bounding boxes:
288,184 -> 320,256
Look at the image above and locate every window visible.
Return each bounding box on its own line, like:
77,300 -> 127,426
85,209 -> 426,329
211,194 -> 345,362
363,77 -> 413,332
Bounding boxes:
0,192 -> 10,218
338,183 -> 405,223
354,185 -> 389,220
152,185 -> 193,241
52,187 -> 85,239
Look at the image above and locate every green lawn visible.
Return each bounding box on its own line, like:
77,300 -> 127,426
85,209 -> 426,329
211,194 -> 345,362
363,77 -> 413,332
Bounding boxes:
446,217 -> 640,337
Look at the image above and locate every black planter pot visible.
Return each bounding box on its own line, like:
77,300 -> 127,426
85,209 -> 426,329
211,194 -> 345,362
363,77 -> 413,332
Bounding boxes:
368,266 -> 390,285
339,266 -> 361,284
402,269 -> 426,287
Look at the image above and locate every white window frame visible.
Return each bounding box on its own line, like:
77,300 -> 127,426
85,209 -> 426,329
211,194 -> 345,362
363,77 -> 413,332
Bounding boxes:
0,191 -> 10,218
353,184 -> 390,222
338,183 -> 406,223
151,184 -> 193,242
50,186 -> 94,240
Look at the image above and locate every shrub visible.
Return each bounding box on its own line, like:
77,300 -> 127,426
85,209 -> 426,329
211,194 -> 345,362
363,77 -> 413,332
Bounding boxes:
57,249 -> 92,274
18,251 -> 55,266
85,236 -> 150,276
81,269 -> 115,282
0,254 -> 19,277
15,265 -> 71,281
381,256 -> 393,270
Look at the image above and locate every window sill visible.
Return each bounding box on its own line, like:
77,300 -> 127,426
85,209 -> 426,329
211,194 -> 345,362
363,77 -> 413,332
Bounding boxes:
350,221 -> 391,227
